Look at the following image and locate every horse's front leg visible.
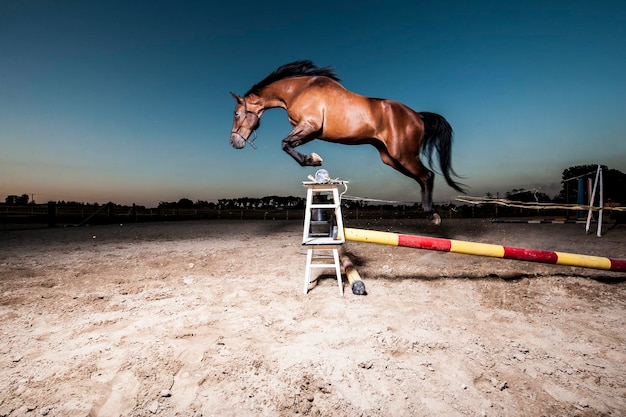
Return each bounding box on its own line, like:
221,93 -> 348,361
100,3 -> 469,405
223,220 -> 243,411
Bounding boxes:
281,124 -> 323,166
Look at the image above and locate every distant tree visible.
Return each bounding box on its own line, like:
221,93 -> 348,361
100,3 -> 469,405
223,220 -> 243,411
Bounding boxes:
343,199 -> 363,210
506,189 -> 551,202
194,200 -> 217,209
260,196 -> 274,208
61,201 -> 88,207
5,194 -> 30,205
558,165 -> 626,203
217,198 -> 237,209
158,198 -> 195,209
177,198 -> 194,209
558,164 -> 602,203
604,168 -> 626,202
290,196 -> 306,209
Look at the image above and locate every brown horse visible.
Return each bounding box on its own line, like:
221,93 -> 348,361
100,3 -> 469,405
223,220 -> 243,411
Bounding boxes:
229,60 -> 465,224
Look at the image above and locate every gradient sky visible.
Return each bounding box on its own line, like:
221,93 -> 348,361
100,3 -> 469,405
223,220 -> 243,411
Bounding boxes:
2,0 -> 625,207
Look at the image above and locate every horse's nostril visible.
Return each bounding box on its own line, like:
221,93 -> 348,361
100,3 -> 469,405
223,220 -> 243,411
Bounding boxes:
230,134 -> 245,149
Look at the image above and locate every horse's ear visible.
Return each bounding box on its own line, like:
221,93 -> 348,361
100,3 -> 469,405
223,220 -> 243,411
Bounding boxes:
230,92 -> 243,103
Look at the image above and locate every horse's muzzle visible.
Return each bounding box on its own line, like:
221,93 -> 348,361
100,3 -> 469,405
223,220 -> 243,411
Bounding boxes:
230,133 -> 246,149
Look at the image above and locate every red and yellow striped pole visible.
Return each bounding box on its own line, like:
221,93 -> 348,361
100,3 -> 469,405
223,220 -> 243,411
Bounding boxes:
344,228 -> 626,273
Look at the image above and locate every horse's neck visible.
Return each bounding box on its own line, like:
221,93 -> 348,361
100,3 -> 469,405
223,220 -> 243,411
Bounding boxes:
257,78 -> 310,110
258,94 -> 286,111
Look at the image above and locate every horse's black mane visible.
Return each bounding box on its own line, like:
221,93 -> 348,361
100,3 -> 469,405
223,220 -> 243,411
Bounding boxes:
245,60 -> 340,96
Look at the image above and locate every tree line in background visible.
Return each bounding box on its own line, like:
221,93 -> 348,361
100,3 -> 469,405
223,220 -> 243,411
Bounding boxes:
4,165 -> 626,211
482,164 -> 626,205
158,196 -> 307,210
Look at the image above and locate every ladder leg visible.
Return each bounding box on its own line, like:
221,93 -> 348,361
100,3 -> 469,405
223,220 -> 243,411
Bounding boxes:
304,248 -> 314,294
332,249 -> 343,296
302,188 -> 313,243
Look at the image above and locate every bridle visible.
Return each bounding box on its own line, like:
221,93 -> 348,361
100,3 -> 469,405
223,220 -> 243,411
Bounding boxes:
231,97 -> 261,150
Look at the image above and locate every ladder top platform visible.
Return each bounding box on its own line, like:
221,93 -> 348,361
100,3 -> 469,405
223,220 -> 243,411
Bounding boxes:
302,181 -> 345,186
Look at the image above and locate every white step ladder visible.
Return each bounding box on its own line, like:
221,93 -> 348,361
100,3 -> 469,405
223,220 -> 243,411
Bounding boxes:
302,180 -> 345,296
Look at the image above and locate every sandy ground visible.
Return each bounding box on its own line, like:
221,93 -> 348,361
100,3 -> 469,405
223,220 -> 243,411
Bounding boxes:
1,218 -> 625,417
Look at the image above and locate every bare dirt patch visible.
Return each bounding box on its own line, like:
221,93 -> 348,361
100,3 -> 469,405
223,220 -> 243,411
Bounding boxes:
1,219 -> 625,416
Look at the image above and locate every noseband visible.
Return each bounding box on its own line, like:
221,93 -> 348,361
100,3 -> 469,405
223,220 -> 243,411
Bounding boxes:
231,98 -> 260,150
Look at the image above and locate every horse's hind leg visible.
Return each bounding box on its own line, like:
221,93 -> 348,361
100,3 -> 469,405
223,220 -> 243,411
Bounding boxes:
377,148 -> 441,225
420,170 -> 441,225
410,167 -> 439,225
281,124 -> 323,166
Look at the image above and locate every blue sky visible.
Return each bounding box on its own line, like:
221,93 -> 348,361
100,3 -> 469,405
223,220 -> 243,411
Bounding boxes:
1,0 -> 625,207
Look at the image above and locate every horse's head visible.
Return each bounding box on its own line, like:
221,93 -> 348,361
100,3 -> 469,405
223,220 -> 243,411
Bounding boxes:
229,92 -> 262,149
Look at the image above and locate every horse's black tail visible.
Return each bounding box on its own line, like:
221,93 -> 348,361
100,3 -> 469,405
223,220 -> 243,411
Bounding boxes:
419,112 -> 466,193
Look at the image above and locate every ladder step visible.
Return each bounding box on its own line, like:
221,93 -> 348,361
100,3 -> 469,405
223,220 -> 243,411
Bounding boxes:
310,204 -> 339,209
303,239 -> 343,245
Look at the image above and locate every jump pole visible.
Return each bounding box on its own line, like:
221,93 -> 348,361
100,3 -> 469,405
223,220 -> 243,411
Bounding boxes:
344,228 -> 626,273
340,255 -> 367,295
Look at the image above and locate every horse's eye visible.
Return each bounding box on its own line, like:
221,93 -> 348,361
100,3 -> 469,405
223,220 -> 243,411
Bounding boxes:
234,111 -> 240,116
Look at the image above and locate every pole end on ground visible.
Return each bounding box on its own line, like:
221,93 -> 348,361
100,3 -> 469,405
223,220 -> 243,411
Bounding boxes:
351,280 -> 367,295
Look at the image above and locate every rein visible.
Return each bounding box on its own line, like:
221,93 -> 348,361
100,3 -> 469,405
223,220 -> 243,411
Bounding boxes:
231,98 -> 260,150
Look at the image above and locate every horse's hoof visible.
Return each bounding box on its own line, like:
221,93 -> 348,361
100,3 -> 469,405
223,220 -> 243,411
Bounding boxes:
430,213 -> 442,226
310,152 -> 323,166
